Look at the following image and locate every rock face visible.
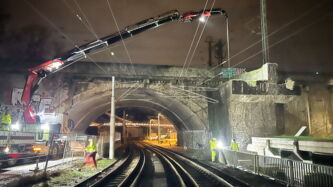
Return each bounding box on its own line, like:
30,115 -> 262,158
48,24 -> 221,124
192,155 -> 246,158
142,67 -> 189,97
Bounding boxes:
217,63 -> 301,149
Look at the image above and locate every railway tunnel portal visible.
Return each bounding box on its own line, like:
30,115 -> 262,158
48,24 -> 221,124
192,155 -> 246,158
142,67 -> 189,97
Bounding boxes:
55,61 -> 219,148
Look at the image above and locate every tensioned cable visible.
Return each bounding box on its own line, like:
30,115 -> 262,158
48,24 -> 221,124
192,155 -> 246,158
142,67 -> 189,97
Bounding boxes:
182,0 -> 216,77
178,0 -> 210,79
62,0 -> 123,76
62,0 -> 98,41
197,10 -> 333,86
208,0 -> 329,72
24,0 -> 107,75
105,0 -> 143,102
123,0 -> 215,103
73,0 -> 100,40
173,0 -> 218,105
106,0 -> 137,76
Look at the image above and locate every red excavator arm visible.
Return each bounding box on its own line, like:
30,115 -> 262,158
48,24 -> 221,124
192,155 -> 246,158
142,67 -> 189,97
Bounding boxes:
21,8 -> 227,123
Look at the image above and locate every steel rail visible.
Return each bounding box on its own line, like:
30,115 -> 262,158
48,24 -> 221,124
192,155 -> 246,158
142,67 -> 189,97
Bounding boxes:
153,144 -> 250,186
117,148 -> 145,187
75,147 -> 131,187
147,143 -> 248,187
143,143 -> 190,187
77,144 -> 145,187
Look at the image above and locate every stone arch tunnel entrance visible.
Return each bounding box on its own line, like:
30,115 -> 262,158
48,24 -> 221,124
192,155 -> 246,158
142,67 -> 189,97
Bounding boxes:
67,87 -> 210,148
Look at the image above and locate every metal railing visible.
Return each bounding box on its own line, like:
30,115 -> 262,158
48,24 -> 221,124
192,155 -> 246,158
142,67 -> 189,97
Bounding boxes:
220,149 -> 333,186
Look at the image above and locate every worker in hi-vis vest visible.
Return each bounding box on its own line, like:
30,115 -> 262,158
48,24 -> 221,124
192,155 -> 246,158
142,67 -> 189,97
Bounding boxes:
1,108 -> 11,131
230,138 -> 239,151
85,138 -> 97,168
209,138 -> 217,162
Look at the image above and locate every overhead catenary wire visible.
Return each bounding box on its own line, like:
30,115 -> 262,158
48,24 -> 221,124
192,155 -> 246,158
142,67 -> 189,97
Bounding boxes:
62,0 -> 99,41
73,0 -> 100,40
197,10 -> 333,86
24,0 -> 108,75
106,0 -> 137,76
208,0 -> 329,72
182,0 -> 217,77
178,0 -> 210,79
104,0 -> 143,103
63,0 -> 139,65
173,0 -> 221,105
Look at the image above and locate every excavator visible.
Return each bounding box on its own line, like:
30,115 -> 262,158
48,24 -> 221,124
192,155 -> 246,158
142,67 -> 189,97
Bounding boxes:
21,8 -> 227,123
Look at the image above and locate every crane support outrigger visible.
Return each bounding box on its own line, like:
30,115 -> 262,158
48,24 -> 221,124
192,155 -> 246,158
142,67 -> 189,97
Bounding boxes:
21,8 -> 227,123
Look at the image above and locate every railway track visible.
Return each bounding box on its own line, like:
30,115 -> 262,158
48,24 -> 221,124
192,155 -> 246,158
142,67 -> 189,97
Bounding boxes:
142,143 -> 249,187
149,143 -> 252,186
75,145 -> 145,187
76,143 -> 249,187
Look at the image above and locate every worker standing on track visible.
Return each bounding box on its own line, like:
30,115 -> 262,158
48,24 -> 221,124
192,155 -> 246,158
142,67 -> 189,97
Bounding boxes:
1,108 -> 11,131
209,137 -> 217,162
230,138 -> 240,151
85,138 -> 97,169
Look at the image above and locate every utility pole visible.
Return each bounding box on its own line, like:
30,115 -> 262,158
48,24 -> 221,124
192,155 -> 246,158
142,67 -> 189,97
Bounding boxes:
122,110 -> 126,144
109,76 -> 115,159
205,36 -> 213,67
260,0 -> 270,64
149,119 -> 152,138
158,113 -> 161,144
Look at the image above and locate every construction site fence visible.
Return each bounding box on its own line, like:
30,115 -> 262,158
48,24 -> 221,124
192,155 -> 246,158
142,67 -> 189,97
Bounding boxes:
220,149 -> 333,187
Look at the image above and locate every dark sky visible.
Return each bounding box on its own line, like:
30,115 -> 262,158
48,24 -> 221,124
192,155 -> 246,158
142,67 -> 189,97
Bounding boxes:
0,0 -> 333,73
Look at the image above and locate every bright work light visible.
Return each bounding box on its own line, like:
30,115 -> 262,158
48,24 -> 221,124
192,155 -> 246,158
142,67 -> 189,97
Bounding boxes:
199,16 -> 206,22
11,122 -> 20,130
217,140 -> 224,149
41,123 -> 49,130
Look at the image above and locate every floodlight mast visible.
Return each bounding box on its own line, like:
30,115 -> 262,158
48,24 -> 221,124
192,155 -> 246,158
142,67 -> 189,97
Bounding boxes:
21,8 -> 227,123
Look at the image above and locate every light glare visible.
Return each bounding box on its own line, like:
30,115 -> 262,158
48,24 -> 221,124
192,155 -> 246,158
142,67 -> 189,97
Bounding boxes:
199,16 -> 206,23
11,122 -> 20,130
217,140 -> 224,149
41,123 -> 49,130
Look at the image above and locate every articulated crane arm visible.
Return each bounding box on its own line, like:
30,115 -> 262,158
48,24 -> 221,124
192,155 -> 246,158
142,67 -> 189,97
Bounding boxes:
21,8 -> 227,123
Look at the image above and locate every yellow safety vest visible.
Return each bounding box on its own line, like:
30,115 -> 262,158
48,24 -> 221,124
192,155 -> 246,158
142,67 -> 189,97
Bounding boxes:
43,128 -> 49,141
209,139 -> 217,150
1,114 -> 11,124
85,141 -> 97,152
230,141 -> 239,151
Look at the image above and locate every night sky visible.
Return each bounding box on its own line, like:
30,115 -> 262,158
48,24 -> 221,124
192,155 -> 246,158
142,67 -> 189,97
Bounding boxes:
0,0 -> 333,73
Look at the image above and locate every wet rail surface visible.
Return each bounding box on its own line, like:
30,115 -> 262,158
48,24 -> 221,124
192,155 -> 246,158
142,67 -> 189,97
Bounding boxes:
76,143 -> 250,187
